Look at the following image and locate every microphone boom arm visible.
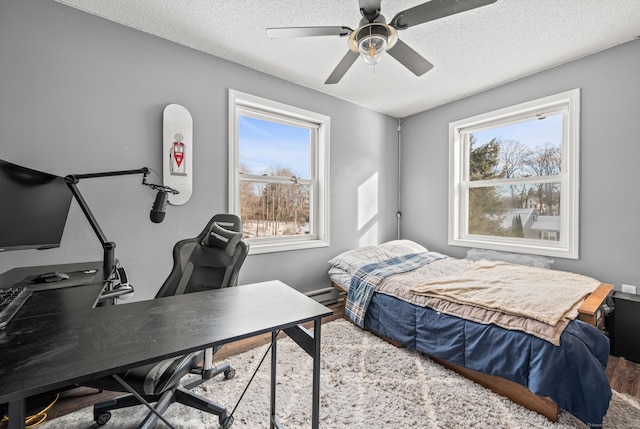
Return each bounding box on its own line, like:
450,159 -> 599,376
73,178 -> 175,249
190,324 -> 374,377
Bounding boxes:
64,168 -> 178,283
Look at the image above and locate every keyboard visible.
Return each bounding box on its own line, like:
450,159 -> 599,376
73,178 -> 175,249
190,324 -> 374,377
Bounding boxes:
0,285 -> 33,330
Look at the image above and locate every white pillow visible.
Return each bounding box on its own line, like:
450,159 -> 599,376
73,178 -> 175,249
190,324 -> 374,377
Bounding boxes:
328,240 -> 428,275
378,239 -> 428,255
328,245 -> 398,274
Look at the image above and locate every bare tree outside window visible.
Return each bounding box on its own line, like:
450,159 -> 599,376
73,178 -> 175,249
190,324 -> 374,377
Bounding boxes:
467,114 -> 563,241
240,167 -> 311,238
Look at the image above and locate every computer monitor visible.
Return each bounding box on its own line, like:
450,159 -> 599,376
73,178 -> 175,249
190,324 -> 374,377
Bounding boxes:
0,159 -> 73,252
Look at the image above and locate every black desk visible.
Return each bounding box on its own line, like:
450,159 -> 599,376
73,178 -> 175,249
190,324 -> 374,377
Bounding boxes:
0,279 -> 331,429
0,261 -> 107,320
0,261 -> 105,290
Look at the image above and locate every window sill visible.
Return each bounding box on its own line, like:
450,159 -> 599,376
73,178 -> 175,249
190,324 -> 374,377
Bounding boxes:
449,236 -> 578,260
248,239 -> 329,255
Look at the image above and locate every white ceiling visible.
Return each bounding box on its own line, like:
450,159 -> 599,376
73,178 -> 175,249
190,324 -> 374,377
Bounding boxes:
56,0 -> 640,118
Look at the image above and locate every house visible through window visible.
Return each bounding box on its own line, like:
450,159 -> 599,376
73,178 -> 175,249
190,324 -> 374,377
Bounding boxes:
229,90 -> 330,254
449,89 -> 580,259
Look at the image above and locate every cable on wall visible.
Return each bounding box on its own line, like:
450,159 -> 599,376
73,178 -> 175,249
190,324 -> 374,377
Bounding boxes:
397,118 -> 403,240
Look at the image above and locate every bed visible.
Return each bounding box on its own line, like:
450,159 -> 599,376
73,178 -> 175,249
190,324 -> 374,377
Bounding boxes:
328,240 -> 613,427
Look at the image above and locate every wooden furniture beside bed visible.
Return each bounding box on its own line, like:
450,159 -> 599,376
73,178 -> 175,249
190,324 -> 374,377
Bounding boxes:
331,281 -> 613,422
578,283 -> 613,331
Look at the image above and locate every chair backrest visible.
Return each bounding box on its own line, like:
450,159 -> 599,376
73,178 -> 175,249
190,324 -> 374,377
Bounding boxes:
155,214 -> 249,298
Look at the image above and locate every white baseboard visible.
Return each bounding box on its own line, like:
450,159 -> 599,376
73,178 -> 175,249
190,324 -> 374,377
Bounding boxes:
305,286 -> 339,305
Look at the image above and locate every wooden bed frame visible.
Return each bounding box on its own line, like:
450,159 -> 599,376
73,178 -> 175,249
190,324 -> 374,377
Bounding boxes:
332,282 -> 613,421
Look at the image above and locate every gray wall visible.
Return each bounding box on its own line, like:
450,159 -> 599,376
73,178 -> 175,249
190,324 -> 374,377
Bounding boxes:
0,0 -> 399,300
400,39 -> 640,291
3,0 -> 636,298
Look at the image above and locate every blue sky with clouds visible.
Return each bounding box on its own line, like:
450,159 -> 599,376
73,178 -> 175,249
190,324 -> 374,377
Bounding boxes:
238,116 -> 310,178
472,113 -> 562,150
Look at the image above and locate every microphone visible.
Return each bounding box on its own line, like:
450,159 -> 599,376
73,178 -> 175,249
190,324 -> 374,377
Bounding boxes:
150,190 -> 169,223
143,178 -> 177,223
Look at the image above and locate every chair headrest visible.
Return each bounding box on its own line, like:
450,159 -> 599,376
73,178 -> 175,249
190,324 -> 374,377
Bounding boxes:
204,222 -> 242,256
211,213 -> 242,232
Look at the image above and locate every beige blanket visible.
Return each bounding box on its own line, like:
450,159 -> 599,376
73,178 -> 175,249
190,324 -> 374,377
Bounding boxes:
409,260 -> 601,327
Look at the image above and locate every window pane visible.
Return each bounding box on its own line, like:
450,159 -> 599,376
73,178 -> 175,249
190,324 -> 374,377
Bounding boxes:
240,180 -> 310,238
238,116 -> 311,178
469,114 -> 563,181
468,183 -> 561,240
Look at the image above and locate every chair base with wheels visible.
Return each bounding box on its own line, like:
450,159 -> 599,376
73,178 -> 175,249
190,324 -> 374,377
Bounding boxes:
92,354 -> 237,429
93,388 -> 234,429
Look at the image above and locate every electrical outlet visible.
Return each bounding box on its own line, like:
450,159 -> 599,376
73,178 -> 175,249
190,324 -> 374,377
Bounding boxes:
621,284 -> 637,294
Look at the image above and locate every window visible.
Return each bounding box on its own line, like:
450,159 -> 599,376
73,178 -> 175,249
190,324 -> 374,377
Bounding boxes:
449,89 -> 580,259
229,90 -> 330,254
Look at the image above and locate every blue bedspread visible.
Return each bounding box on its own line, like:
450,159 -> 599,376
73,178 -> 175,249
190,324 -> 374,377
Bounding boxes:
364,292 -> 612,427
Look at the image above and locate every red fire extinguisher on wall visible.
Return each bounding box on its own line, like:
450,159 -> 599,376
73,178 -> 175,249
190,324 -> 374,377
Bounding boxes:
170,135 -> 186,176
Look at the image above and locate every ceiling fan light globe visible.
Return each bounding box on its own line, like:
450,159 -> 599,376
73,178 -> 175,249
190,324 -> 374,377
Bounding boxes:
358,34 -> 387,65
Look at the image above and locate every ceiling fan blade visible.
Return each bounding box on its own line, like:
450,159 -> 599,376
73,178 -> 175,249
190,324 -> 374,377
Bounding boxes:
390,0 -> 497,29
325,51 -> 359,84
386,39 -> 434,76
266,26 -> 352,38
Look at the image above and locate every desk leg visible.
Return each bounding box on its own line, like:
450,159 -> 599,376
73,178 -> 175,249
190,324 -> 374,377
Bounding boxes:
278,319 -> 322,429
270,330 -> 278,429
7,399 -> 26,429
312,319 -> 321,429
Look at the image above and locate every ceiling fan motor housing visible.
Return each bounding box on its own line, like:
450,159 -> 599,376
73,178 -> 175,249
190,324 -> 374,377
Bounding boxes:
348,23 -> 398,54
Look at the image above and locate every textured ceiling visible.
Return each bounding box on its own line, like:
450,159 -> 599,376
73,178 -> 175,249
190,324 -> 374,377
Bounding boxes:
55,0 -> 640,118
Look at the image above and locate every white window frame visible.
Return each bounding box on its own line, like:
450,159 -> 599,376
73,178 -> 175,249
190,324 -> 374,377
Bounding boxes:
228,89 -> 330,254
448,89 -> 580,259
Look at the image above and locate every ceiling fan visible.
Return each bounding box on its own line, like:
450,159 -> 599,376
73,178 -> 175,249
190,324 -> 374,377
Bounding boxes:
266,0 -> 497,84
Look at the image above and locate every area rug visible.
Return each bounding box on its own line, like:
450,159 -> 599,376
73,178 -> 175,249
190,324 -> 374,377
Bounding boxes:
40,318 -> 640,428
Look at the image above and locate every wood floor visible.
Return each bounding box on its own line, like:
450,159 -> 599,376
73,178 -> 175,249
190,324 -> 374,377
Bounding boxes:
2,303 -> 639,428
606,354 -> 640,398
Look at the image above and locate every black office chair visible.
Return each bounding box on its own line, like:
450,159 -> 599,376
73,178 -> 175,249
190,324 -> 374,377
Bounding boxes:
88,214 -> 249,429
